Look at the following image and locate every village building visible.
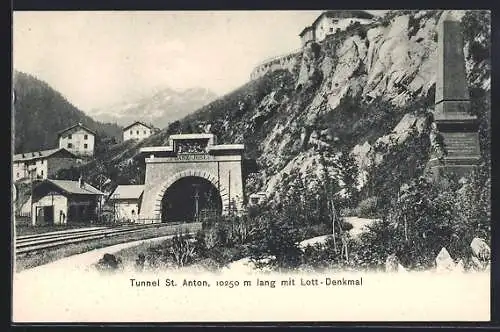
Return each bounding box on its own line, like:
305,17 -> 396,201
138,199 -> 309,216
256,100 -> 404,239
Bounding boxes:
300,10 -> 374,46
123,121 -> 158,142
108,185 -> 144,223
299,26 -> 316,47
57,123 -> 96,157
12,148 -> 79,183
31,178 -> 104,226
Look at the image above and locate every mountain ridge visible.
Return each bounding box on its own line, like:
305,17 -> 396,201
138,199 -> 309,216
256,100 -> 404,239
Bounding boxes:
12,70 -> 123,154
90,86 -> 217,129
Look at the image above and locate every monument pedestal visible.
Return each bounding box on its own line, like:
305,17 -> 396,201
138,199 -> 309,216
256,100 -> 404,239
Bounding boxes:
427,110 -> 481,181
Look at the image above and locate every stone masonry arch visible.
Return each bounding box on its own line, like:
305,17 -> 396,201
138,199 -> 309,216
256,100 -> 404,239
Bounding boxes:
138,133 -> 246,223
151,169 -> 230,221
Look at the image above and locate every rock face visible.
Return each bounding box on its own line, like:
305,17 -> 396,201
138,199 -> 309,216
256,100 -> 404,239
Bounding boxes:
435,247 -> 455,271
83,10 -> 490,206
454,259 -> 465,272
470,237 -> 490,261
470,237 -> 490,271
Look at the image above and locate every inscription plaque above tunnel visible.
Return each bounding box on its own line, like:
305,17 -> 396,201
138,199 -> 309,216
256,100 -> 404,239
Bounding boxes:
138,133 -> 245,223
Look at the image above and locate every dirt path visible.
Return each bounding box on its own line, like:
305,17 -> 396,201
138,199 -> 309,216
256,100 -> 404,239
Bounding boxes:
14,235 -> 176,278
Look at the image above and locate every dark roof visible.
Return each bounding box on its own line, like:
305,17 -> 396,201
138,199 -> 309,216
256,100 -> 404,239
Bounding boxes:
123,121 -> 154,131
311,10 -> 374,28
57,122 -> 97,137
41,179 -> 104,196
299,26 -> 314,37
13,148 -> 77,162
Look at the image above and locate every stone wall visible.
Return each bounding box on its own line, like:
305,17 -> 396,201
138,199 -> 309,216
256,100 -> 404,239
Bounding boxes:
250,51 -> 301,80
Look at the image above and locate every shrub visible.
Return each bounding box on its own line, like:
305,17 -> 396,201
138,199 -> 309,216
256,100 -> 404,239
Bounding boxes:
135,253 -> 146,271
348,219 -> 398,271
448,163 -> 491,261
248,215 -> 303,272
354,196 -> 379,218
95,253 -> 123,273
301,227 -> 358,271
169,231 -> 196,267
229,215 -> 259,244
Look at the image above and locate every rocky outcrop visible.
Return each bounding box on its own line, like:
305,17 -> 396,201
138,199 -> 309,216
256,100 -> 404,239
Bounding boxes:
435,247 -> 455,272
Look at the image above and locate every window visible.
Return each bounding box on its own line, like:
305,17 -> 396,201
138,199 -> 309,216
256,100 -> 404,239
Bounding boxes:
330,27 -> 333,32
84,134 -> 88,140
84,144 -> 88,149
68,134 -> 72,139
16,172 -> 19,178
130,130 -> 133,135
67,143 -> 73,148
136,130 -> 139,135
41,170 -> 44,176
144,130 -> 146,135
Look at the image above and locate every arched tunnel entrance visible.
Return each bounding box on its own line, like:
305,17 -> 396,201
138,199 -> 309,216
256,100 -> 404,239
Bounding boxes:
161,176 -> 223,223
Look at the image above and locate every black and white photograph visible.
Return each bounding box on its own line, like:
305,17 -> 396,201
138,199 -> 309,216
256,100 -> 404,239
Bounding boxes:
12,9 -> 491,322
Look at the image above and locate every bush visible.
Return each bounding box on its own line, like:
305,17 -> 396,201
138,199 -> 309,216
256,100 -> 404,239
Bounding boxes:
95,253 -> 123,273
248,215 -> 303,272
354,196 -> 379,218
169,231 -> 196,267
348,219 -> 398,271
348,166 -> 491,272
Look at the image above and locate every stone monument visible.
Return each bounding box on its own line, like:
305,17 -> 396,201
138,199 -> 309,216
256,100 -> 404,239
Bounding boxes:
427,11 -> 481,180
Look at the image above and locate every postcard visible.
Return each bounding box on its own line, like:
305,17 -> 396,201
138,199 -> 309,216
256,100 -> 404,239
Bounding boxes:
12,9 -> 491,323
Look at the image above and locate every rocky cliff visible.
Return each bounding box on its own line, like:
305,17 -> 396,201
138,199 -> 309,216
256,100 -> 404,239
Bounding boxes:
82,10 -> 490,209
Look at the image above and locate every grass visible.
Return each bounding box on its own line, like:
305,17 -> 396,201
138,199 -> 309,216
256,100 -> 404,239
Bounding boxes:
15,222 -> 201,272
110,240 -> 169,270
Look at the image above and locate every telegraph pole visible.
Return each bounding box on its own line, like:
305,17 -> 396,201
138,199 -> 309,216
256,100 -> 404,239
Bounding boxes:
228,171 -> 231,216
192,184 -> 200,222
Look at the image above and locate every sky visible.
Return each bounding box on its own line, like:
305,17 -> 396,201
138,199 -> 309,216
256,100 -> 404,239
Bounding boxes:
13,10 -> 386,113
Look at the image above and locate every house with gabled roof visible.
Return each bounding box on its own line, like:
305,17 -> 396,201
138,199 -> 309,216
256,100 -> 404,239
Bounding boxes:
108,184 -> 144,223
299,10 -> 374,46
123,121 -> 158,142
58,122 -> 97,157
12,147 -> 79,182
31,178 -> 104,226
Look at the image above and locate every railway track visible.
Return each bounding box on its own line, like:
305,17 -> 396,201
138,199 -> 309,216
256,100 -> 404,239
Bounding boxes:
15,222 -> 201,255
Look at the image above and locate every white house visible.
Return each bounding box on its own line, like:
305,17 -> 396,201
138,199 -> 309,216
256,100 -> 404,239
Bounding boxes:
123,121 -> 157,142
300,10 -> 374,45
31,178 -> 104,226
12,148 -> 79,182
109,185 -> 144,223
58,123 -> 96,157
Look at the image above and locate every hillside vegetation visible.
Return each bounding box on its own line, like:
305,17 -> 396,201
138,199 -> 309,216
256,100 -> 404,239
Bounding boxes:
49,9 -> 490,272
13,71 -> 123,154
76,10 -> 489,209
